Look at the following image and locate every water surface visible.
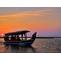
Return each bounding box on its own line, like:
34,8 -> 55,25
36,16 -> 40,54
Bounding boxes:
0,38 -> 61,53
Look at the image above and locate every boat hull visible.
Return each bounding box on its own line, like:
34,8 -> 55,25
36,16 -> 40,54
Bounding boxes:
4,41 -> 34,47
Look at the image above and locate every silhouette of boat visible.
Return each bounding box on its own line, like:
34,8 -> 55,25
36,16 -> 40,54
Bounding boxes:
4,30 -> 37,47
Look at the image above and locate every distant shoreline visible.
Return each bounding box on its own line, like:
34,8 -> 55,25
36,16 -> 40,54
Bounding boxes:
0,37 -> 61,38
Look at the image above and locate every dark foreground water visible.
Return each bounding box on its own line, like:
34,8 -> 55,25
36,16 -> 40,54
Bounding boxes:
0,38 -> 61,53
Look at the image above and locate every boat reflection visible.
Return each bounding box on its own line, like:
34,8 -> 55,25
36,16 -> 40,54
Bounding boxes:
5,45 -> 36,53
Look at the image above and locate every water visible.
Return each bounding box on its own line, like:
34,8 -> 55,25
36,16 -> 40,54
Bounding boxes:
0,38 -> 61,53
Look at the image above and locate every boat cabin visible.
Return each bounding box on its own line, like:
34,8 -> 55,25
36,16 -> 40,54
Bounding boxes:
4,30 -> 30,42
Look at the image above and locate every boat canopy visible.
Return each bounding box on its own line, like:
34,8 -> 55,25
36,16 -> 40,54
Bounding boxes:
5,30 -> 30,36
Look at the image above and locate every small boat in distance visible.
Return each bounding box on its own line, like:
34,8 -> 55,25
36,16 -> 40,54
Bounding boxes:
4,30 -> 37,47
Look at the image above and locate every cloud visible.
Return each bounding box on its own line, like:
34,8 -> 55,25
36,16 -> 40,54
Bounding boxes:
0,9 -> 52,17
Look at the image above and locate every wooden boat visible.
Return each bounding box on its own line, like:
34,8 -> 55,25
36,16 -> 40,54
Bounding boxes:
4,30 -> 37,47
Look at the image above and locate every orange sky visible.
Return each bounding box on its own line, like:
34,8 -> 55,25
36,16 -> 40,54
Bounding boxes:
0,8 -> 61,36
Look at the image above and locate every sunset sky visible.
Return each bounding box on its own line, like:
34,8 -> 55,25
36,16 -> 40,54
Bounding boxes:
0,7 -> 61,37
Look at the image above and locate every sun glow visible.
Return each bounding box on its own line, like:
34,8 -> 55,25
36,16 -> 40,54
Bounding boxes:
0,33 -> 4,37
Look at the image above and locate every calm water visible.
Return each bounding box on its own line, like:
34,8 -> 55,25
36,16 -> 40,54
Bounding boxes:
0,38 -> 61,53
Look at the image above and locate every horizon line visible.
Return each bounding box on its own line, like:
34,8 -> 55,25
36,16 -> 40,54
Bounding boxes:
0,37 -> 61,38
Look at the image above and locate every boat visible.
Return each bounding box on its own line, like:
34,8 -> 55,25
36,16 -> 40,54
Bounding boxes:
4,30 -> 37,47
